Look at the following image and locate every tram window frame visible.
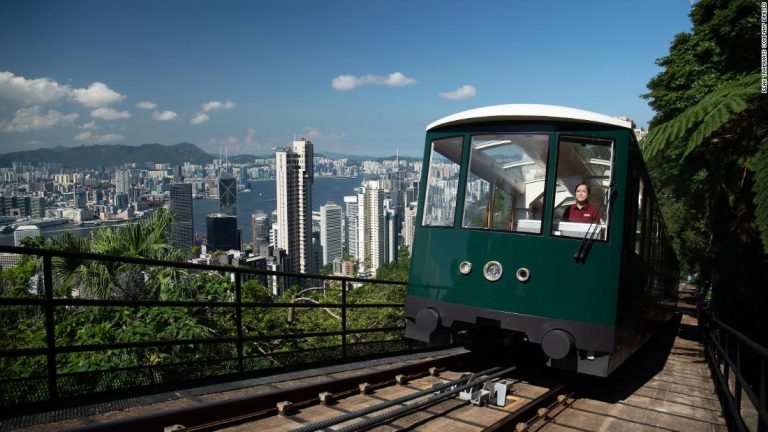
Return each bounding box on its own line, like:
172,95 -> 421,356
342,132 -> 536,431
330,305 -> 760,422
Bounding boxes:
635,178 -> 647,256
460,133 -> 550,234
550,135 -> 615,241
421,136 -> 464,227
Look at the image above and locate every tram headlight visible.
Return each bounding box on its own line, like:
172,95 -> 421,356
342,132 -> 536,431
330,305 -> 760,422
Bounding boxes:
483,261 -> 503,282
459,261 -> 472,275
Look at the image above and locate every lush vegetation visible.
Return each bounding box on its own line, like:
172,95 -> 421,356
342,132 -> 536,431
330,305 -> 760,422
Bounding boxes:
0,208 -> 410,404
642,0 -> 767,344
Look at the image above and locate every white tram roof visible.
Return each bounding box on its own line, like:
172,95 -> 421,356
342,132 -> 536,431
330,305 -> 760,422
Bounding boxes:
426,104 -> 632,131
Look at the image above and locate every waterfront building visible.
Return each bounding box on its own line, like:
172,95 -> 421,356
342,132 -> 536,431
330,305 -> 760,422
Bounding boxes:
218,172 -> 237,216
206,213 -> 239,252
115,170 -> 131,194
251,211 -> 269,251
275,139 -> 314,274
320,201 -> 343,267
14,225 -> 40,246
169,183 -> 194,251
358,180 -> 386,275
114,192 -> 129,210
343,195 -> 358,259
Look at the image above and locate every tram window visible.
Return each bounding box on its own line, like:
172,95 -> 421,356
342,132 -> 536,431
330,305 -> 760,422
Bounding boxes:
461,134 -> 549,233
551,137 -> 614,240
422,136 -> 463,227
635,179 -> 646,255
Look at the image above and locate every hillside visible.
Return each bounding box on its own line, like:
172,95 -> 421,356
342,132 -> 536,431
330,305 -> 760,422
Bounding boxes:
0,142 -> 214,169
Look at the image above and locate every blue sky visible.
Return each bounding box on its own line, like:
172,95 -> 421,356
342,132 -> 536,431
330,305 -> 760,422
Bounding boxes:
0,1 -> 694,157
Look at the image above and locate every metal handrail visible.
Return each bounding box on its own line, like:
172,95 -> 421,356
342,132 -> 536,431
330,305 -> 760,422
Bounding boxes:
700,306 -> 768,432
0,244 -> 410,406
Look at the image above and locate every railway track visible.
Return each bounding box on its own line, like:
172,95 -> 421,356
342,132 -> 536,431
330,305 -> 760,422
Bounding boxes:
64,351 -> 574,432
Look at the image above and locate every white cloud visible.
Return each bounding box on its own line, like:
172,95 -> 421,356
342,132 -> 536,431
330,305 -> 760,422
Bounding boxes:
71,82 -> 125,107
246,128 -> 257,146
1,106 -> 78,132
74,130 -> 124,143
190,112 -> 209,125
331,72 -> 417,91
302,128 -> 345,143
0,71 -> 70,104
202,100 -> 236,112
439,85 -> 477,101
136,101 -> 157,110
80,121 -> 97,130
152,110 -> 177,121
91,107 -> 131,120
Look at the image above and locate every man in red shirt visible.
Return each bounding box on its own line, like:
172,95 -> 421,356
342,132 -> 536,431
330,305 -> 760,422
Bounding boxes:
563,183 -> 599,223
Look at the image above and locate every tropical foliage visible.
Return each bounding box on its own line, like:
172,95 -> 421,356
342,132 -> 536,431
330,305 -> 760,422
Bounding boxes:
641,0 -> 767,343
0,213 -> 410,405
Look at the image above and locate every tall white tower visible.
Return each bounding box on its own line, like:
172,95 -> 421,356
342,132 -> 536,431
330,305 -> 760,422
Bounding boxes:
358,180 -> 385,276
275,139 -> 314,274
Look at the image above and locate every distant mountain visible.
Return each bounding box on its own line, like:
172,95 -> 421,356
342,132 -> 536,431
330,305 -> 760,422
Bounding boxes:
0,142 -> 215,169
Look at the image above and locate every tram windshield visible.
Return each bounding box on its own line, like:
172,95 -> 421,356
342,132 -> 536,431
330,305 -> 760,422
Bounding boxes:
462,134 -> 549,233
422,136 -> 463,227
550,136 -> 614,240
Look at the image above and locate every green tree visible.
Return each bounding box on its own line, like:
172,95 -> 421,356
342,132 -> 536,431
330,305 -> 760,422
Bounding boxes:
642,0 -> 767,343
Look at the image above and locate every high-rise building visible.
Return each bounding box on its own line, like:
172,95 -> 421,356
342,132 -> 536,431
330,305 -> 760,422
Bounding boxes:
14,225 -> 40,246
384,207 -> 398,263
343,195 -> 358,259
218,172 -> 237,216
206,213 -> 239,252
358,180 -> 385,275
170,183 -> 194,251
320,201 -> 343,266
403,202 -> 418,253
275,139 -> 314,274
251,211 -> 269,251
74,186 -> 87,209
115,170 -> 131,194
30,196 -> 45,218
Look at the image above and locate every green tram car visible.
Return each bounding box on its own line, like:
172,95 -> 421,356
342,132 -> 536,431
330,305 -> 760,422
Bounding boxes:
405,104 -> 679,377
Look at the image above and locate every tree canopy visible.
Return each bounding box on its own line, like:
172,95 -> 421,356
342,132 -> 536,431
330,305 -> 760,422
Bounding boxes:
642,0 -> 767,343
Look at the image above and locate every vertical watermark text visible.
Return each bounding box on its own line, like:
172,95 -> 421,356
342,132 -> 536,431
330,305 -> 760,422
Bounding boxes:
762,2 -> 767,93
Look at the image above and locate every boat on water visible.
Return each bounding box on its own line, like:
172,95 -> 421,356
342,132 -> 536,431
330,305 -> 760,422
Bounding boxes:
78,220 -> 102,226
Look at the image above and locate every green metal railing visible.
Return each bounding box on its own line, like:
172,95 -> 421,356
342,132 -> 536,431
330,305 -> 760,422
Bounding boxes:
0,244 -> 413,407
700,306 -> 768,431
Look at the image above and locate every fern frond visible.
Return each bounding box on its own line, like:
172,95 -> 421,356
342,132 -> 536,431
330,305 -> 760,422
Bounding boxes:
643,73 -> 761,160
685,97 -> 748,155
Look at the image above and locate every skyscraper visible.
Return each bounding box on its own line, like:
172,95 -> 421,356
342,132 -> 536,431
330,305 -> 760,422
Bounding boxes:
170,183 -> 194,251
251,211 -> 269,251
115,170 -> 131,195
218,172 -> 237,216
206,213 -> 239,252
343,195 -> 359,259
358,180 -> 385,275
275,139 -> 314,274
320,201 -> 343,266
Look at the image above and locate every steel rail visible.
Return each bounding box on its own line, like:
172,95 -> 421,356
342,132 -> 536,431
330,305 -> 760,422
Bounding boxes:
60,349 -> 471,432
325,366 -> 517,432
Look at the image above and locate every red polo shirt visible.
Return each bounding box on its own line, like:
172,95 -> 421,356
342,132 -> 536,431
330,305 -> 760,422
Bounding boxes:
563,203 -> 599,223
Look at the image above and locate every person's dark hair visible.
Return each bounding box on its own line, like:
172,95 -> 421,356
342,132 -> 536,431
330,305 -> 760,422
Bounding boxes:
575,182 -> 590,194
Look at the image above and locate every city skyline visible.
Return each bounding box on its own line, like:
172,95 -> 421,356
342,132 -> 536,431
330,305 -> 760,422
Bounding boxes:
0,1 -> 693,157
